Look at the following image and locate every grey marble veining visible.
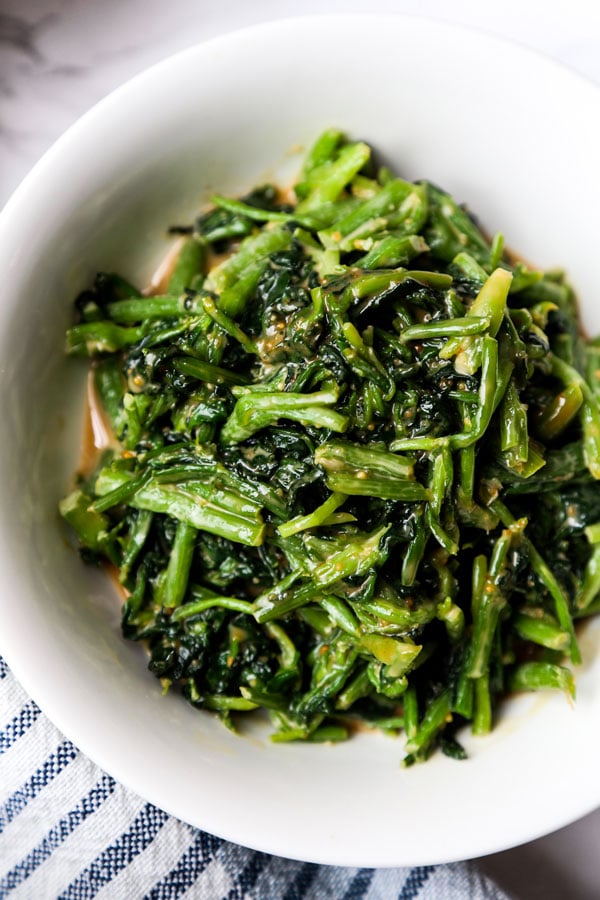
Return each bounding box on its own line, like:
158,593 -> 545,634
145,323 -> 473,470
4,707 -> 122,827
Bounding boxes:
2,0 -> 600,204
2,2 -> 600,898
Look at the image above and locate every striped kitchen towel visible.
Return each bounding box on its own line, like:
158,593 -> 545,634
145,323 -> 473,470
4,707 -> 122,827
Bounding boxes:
0,656 -> 508,899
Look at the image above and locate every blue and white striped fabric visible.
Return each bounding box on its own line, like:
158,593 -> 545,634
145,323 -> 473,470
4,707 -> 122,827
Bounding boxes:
0,656 -> 508,899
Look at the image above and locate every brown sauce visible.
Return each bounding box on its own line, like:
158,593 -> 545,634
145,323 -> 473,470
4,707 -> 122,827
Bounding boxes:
146,237 -> 185,295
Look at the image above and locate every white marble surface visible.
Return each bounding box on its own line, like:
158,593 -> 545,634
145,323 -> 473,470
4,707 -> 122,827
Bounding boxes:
2,1 -> 600,897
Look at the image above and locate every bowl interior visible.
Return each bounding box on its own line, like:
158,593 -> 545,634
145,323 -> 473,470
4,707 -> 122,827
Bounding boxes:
1,15 -> 600,867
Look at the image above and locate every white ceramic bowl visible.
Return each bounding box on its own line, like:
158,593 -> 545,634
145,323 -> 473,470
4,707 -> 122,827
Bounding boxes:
1,15 -> 600,868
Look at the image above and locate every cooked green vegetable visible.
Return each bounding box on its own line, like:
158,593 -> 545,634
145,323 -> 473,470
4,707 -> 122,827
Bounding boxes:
60,131 -> 600,764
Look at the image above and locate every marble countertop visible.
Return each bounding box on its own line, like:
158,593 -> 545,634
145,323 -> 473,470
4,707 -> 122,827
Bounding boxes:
2,2 -> 600,897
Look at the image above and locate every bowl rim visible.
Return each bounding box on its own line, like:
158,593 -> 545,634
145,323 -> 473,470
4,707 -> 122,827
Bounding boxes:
1,12 -> 600,868
2,9 -> 599,222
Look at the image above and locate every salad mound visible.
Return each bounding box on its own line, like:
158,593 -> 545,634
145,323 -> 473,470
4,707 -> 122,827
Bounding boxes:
61,130 -> 600,764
